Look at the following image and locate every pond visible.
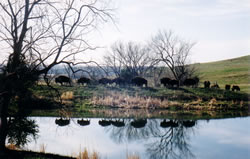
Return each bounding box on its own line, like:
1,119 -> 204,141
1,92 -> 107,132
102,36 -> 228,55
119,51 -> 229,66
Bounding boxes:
19,116 -> 250,159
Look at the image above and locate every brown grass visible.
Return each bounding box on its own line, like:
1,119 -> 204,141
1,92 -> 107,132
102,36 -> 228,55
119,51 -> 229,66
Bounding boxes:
61,91 -> 74,100
6,144 -> 19,150
77,148 -> 100,159
91,91 -> 180,109
127,153 -> 140,159
208,98 -> 217,106
39,143 -> 46,153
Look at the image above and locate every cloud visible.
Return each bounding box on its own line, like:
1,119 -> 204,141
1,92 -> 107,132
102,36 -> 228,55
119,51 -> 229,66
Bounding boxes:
198,118 -> 250,149
192,39 -> 250,63
127,0 -> 250,18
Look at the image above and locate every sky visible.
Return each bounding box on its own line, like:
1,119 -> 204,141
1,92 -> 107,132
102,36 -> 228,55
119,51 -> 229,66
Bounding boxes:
89,0 -> 250,63
0,0 -> 249,64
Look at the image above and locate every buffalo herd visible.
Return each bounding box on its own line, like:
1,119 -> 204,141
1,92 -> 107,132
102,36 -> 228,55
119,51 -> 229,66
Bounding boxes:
54,75 -> 240,91
203,81 -> 240,91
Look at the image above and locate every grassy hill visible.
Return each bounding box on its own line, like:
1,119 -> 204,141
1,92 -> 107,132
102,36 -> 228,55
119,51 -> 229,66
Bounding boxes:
193,55 -> 250,93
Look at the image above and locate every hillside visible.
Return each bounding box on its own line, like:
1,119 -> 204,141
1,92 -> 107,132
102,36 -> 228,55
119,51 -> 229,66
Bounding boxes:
193,55 -> 250,93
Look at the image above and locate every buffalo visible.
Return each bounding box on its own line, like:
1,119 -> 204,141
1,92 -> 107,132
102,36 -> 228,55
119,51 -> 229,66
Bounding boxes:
130,119 -> 147,128
225,84 -> 231,91
232,85 -> 240,91
183,78 -> 199,87
77,77 -> 91,85
131,77 -> 147,87
55,118 -> 70,126
169,80 -> 179,88
98,78 -> 112,85
160,77 -> 171,87
211,83 -> 220,89
204,81 -> 210,88
55,75 -> 71,86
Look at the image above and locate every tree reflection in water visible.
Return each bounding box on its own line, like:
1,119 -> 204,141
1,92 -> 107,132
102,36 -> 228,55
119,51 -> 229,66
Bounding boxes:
105,118 -> 196,159
7,117 -> 38,148
147,119 -> 196,159
105,119 -> 155,144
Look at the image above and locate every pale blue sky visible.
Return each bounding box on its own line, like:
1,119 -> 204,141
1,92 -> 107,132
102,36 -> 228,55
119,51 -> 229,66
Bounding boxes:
91,0 -> 250,63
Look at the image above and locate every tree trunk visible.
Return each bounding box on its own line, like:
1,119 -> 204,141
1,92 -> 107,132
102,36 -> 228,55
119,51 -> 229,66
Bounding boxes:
0,94 -> 10,156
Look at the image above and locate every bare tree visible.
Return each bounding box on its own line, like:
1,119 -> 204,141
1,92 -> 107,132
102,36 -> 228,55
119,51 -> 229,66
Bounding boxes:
104,41 -> 158,80
150,30 -> 195,84
0,0 -> 113,153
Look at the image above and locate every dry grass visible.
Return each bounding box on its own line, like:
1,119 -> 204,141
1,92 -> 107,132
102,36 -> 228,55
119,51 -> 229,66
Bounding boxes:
127,153 -> 140,159
61,91 -> 74,100
39,143 -> 46,153
77,148 -> 100,159
75,148 -> 140,159
209,98 -> 217,106
91,91 -> 180,109
6,144 -> 19,150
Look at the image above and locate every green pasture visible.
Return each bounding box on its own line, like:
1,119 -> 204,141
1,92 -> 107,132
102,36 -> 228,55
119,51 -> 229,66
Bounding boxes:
193,55 -> 250,93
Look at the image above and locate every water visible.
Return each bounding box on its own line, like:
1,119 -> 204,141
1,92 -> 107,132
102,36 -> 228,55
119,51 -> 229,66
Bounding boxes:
19,116 -> 250,159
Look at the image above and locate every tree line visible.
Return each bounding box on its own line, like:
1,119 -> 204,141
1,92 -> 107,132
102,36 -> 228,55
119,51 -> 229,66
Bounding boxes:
103,30 -> 196,86
46,30 -> 196,87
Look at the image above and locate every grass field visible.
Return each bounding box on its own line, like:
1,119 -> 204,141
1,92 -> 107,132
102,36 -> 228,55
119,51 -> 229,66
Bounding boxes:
29,83 -> 249,115
193,55 -> 250,93
19,55 -> 250,117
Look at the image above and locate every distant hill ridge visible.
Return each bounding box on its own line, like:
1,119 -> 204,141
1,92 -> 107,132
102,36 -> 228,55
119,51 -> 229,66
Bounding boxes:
193,55 -> 250,93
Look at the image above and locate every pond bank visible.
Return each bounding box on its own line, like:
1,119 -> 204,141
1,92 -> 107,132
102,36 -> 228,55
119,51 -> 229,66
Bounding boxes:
30,107 -> 250,120
29,85 -> 250,111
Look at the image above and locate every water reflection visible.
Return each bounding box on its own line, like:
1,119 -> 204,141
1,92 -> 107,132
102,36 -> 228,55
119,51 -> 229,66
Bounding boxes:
131,119 -> 147,128
111,119 -> 125,127
55,118 -> 70,127
4,116 -> 250,159
98,119 -> 112,127
147,120 -> 195,159
77,119 -> 90,126
7,117 -> 38,147
104,119 -> 196,159
51,117 -> 197,159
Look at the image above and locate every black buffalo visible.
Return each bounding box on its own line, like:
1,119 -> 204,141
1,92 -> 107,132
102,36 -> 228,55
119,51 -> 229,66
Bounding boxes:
55,118 -> 70,126
131,77 -> 147,87
160,77 -> 171,87
77,77 -> 91,85
183,78 -> 199,87
130,119 -> 147,128
98,78 -> 112,85
55,75 -> 71,86
225,84 -> 231,91
169,80 -> 179,87
204,81 -> 210,88
77,119 -> 90,126
232,85 -> 240,91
